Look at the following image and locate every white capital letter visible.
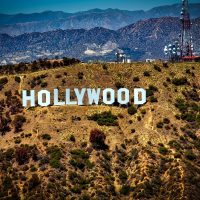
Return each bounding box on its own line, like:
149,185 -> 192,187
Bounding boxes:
38,90 -> 51,107
66,89 -> 77,105
118,88 -> 130,105
74,88 -> 86,105
22,90 -> 35,107
103,88 -> 115,105
134,88 -> 146,105
87,88 -> 101,105
54,89 -> 65,106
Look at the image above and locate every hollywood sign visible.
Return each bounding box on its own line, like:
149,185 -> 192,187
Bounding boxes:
22,88 -> 146,107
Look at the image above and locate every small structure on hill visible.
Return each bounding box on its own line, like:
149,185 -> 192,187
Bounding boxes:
115,50 -> 131,63
146,59 -> 156,63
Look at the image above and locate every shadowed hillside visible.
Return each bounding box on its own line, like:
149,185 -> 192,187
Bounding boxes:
0,62 -> 199,199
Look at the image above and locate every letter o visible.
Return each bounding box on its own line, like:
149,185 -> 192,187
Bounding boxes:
118,88 -> 129,104
103,88 -> 115,105
38,90 -> 51,107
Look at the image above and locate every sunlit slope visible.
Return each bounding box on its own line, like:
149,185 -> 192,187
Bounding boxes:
0,62 -> 199,200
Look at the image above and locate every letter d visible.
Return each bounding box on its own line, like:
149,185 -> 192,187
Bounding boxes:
134,88 -> 146,105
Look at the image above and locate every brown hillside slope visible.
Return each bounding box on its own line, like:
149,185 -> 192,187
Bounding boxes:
0,62 -> 199,200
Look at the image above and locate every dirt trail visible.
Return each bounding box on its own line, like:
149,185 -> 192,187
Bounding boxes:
144,106 -> 154,131
18,75 -> 24,94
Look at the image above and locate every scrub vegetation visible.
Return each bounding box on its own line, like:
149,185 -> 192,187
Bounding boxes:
0,61 -> 199,199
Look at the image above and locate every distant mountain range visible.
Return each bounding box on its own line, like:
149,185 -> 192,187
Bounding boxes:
0,3 -> 200,36
1,17 -> 200,64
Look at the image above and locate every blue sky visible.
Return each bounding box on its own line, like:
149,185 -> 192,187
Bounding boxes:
0,0 -> 199,14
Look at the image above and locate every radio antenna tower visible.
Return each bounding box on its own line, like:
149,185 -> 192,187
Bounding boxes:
180,0 -> 193,58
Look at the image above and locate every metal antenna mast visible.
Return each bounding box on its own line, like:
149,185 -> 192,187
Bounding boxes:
180,0 -> 193,58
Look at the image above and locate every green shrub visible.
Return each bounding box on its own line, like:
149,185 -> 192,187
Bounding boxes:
70,149 -> 89,159
81,142 -> 87,148
119,170 -> 128,183
78,72 -> 84,79
80,193 -> 90,200
146,89 -> 154,97
146,85 -> 158,101
166,77 -> 171,82
47,146 -> 62,169
15,76 -> 21,83
163,82 -> 168,87
137,116 -> 142,121
163,118 -> 170,124
156,122 -> 163,128
63,57 -> 80,66
55,74 -> 62,79
185,130 -> 197,140
185,69 -> 191,74
131,148 -> 138,159
69,149 -> 93,170
181,112 -> 196,122
69,159 -> 84,169
28,174 -> 40,190
2,176 -> 12,190
71,185 -> 81,194
168,140 -> 182,151
41,134 -> 51,140
102,64 -> 108,70
158,146 -> 168,155
172,77 -> 188,86
190,102 -> 199,111
13,115 -> 26,133
121,143 -> 126,149
131,129 -> 136,133
15,146 -> 30,165
0,77 -> 8,86
149,85 -> 158,92
175,98 -> 187,112
30,165 -> 37,172
175,114 -> 181,120
133,77 -> 140,82
154,65 -> 162,72
141,109 -> 146,115
115,82 -> 124,89
88,111 -> 118,126
183,90 -> 199,102
69,134 -> 76,142
144,71 -> 150,77
15,138 -> 22,144
41,82 -> 48,88
5,148 -> 15,160
127,105 -> 137,115
185,150 -> 196,160
163,62 -> 169,68
150,96 -> 158,103
120,185 -> 131,195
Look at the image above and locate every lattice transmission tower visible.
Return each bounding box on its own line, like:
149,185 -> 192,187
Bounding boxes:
180,0 -> 193,58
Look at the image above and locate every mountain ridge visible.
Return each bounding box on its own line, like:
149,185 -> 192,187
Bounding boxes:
1,17 -> 200,64
0,3 -> 200,36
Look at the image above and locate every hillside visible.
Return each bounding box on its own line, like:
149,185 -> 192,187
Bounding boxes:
0,62 -> 199,199
1,17 -> 200,64
0,3 -> 200,36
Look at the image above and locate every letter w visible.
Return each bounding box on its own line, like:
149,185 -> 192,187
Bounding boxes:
87,89 -> 101,105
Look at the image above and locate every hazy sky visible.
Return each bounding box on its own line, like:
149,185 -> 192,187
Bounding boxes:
0,0 -> 200,14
